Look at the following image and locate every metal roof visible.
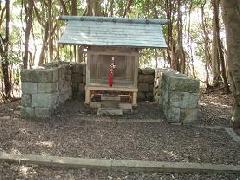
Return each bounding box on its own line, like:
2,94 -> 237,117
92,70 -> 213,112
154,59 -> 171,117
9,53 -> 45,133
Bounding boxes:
58,16 -> 168,48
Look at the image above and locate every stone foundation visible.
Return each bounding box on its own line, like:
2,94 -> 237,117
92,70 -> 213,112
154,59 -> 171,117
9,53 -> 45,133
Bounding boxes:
71,63 -> 86,99
137,68 -> 155,102
154,69 -> 200,124
21,63 -> 72,118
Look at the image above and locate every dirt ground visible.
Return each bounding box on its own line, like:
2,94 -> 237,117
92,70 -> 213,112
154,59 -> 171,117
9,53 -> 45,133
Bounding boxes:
0,91 -> 240,179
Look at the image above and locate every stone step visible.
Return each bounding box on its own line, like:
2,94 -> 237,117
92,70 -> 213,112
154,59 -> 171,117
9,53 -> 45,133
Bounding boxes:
119,103 -> 132,112
101,95 -> 121,101
97,108 -> 123,116
101,100 -> 119,108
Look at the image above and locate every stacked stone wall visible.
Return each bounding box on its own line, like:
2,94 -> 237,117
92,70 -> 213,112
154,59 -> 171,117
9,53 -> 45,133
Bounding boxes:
155,68 -> 200,124
21,63 -> 156,118
71,63 -> 86,99
21,64 -> 72,118
137,68 -> 155,102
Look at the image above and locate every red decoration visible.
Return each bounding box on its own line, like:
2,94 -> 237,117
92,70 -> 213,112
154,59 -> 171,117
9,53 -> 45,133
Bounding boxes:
108,58 -> 116,87
108,70 -> 113,87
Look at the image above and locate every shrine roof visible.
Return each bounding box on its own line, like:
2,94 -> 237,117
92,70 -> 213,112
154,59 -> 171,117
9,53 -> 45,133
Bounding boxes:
58,16 -> 168,48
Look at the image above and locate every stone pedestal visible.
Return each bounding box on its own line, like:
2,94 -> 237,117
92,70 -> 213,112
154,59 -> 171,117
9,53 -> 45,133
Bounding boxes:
21,63 -> 72,118
155,68 -> 200,124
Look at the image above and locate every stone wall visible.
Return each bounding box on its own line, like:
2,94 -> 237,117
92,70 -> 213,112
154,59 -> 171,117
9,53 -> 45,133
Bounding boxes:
21,64 -> 72,118
155,68 -> 200,124
21,63 -> 156,118
71,63 -> 86,99
137,68 -> 155,102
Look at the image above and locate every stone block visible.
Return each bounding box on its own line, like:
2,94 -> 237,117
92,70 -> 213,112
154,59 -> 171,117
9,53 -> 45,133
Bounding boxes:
97,108 -> 123,116
71,64 -> 85,74
65,74 -> 71,81
90,102 -> 102,108
35,108 -> 53,118
165,107 -> 181,123
159,91 -> 168,106
72,83 -> 79,92
21,68 -> 59,83
142,68 -> 155,75
37,83 -> 58,93
138,83 -> 149,92
72,73 -> 83,83
168,75 -> 200,93
138,75 -> 155,83
58,67 -> 65,80
21,107 -> 35,118
137,92 -> 145,101
101,101 -> 119,108
149,84 -> 154,92
180,108 -> 198,124
52,68 -> 59,82
119,103 -> 132,111
21,83 -> 38,94
169,92 -> 198,108
146,92 -> 154,101
82,64 -> 86,76
21,94 -> 32,107
32,93 -> 59,108
79,83 -> 85,91
83,76 -> 86,83
58,80 -> 64,90
21,69 -> 34,82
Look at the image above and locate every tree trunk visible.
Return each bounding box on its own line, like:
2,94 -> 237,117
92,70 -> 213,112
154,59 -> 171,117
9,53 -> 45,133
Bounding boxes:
86,0 -> 102,16
23,0 -> 33,69
71,0 -> 78,15
221,0 -> 240,128
123,0 -> 133,18
201,0 -> 212,89
48,0 -> 53,62
71,0 -> 78,62
212,0 -> 221,87
0,0 -> 11,99
177,0 -> 186,74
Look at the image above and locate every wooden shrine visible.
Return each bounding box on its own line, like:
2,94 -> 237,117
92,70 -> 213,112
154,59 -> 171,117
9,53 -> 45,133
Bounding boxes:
58,16 -> 168,112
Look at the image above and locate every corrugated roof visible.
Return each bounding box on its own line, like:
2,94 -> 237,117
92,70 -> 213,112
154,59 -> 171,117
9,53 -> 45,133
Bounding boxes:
58,16 -> 168,48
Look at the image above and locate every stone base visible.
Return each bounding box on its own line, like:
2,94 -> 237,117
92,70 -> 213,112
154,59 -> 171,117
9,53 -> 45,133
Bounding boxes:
97,108 -> 123,116
155,68 -> 200,124
21,106 -> 54,118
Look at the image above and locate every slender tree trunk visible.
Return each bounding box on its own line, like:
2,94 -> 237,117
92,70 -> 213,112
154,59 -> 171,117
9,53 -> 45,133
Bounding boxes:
23,0 -> 33,69
177,0 -> 185,73
86,0 -> 102,16
71,0 -> 78,62
39,23 -> 49,65
48,0 -> 53,62
201,1 -> 212,89
212,0 -> 221,87
123,0 -> 133,18
221,0 -> 240,128
71,0 -> 77,16
0,0 -> 11,99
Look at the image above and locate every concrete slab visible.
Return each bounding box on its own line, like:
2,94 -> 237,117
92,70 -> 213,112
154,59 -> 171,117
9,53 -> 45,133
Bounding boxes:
1,152 -> 240,173
97,108 -> 123,116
